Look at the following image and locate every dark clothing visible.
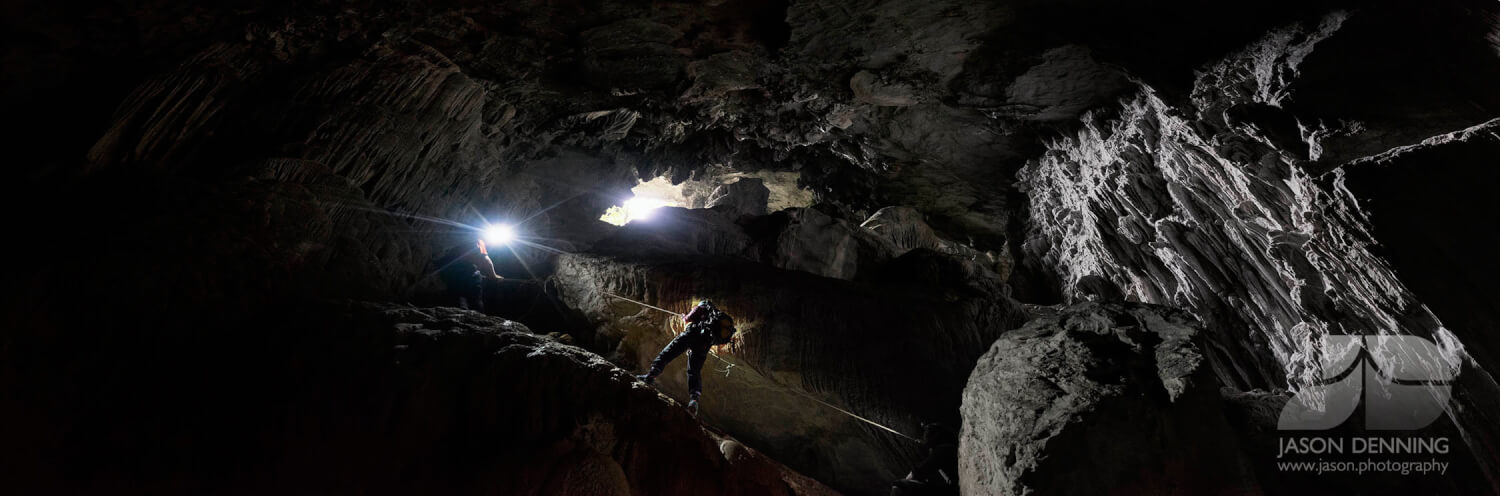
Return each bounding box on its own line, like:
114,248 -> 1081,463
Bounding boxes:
646,331 -> 714,400
643,301 -> 734,400
891,425 -> 959,495
683,304 -> 710,325
909,443 -> 958,486
437,248 -> 493,312
682,302 -> 734,345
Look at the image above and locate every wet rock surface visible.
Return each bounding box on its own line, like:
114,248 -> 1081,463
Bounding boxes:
959,302 -> 1259,495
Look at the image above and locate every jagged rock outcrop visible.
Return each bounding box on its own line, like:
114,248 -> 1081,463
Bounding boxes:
959,303 -> 1259,495
550,252 -> 1029,494
1325,118 -> 1500,474
1015,6 -> 1500,488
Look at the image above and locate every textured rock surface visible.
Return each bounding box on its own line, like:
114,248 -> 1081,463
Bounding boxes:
0,301 -> 836,495
861,206 -> 1012,281
8,0 -> 1500,493
551,252 -> 1029,494
1013,6 -> 1500,486
959,303 -> 1258,495
1326,119 -> 1500,473
707,177 -> 772,217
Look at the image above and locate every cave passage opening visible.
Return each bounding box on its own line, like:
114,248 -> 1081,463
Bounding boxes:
600,177 -> 687,225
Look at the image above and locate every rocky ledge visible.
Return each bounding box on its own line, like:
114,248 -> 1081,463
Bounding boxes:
3,301 -> 835,496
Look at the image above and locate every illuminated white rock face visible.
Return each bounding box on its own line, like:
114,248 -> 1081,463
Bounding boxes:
1015,11 -> 1500,485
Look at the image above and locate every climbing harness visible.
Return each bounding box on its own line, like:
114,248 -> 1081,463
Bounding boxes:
602,291 -> 919,443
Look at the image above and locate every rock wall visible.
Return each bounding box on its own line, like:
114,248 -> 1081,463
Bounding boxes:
9,0 -> 1500,493
550,250 -> 1028,494
1015,7 -> 1500,488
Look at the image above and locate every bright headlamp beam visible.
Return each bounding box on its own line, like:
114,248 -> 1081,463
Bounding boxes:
484,224 -> 517,245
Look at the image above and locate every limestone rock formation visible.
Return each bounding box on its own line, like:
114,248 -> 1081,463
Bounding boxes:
959,303 -> 1259,495
8,0 -> 1500,493
1013,8 -> 1500,484
551,251 -> 1029,494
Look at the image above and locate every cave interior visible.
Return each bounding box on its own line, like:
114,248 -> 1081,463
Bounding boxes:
4,0 -> 1500,494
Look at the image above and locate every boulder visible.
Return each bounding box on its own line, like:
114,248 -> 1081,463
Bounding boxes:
860,206 -> 946,255
707,177 -> 772,217
959,302 -> 1259,495
862,206 -> 1012,283
755,206 -> 897,280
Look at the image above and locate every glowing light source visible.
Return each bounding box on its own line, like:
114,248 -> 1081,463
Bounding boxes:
623,197 -> 668,221
600,196 -> 673,225
484,223 -> 517,245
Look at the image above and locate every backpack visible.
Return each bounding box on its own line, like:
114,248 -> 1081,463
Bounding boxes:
694,306 -> 735,344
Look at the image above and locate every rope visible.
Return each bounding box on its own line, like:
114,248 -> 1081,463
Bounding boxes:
603,292 -> 739,374
787,387 -> 923,442
603,292 -> 683,317
602,291 -> 919,443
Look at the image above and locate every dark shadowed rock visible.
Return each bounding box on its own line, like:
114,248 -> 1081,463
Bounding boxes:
959,302 -> 1259,495
579,19 -> 686,89
1073,275 -> 1124,303
0,299 -> 838,495
861,206 -> 1012,282
707,177 -> 772,217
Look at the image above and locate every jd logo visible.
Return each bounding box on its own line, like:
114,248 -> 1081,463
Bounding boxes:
1279,335 -> 1460,431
